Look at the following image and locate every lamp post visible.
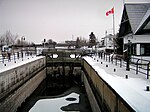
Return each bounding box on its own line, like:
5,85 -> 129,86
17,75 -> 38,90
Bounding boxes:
21,36 -> 25,58
21,36 -> 25,47
126,40 -> 132,71
43,38 -> 46,48
1,40 -> 2,51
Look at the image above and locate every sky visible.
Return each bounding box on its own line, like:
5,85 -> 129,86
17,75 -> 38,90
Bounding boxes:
0,0 -> 149,44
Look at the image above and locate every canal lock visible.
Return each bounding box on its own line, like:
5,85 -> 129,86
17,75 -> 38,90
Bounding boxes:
17,65 -> 92,112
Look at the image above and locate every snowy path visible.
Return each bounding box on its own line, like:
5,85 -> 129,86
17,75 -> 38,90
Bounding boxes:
0,55 -> 43,73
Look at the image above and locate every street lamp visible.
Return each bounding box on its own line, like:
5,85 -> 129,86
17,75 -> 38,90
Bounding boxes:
21,36 -> 25,47
126,40 -> 132,71
43,38 -> 46,48
21,36 -> 25,58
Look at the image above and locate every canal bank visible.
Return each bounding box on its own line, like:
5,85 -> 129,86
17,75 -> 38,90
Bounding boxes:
0,56 -> 46,112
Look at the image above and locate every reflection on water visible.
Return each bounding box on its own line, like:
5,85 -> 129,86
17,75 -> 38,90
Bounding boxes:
29,92 -> 80,112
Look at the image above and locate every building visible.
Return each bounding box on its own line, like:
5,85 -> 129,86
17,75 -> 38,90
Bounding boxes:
104,34 -> 114,50
118,3 -> 150,60
97,34 -> 114,53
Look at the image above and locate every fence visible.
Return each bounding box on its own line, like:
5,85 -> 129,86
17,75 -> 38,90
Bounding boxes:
0,51 -> 35,63
97,52 -> 150,79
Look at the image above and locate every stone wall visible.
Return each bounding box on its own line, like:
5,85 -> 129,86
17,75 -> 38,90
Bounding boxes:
83,59 -> 134,112
82,72 -> 101,112
0,57 -> 46,112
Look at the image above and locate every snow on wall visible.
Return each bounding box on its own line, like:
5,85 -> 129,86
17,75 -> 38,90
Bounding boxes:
83,56 -> 150,112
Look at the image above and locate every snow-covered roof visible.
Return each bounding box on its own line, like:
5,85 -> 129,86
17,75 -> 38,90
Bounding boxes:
135,7 -> 150,33
97,46 -> 114,51
119,3 -> 150,37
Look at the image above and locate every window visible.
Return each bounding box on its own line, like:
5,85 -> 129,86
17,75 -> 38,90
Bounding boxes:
109,38 -> 112,41
124,44 -> 136,55
131,44 -> 136,55
140,44 -> 145,55
140,44 -> 150,56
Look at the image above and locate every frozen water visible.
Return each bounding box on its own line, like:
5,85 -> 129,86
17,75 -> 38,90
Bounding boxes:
29,92 -> 79,112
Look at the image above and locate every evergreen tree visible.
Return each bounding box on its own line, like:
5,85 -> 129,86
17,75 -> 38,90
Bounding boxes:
89,32 -> 96,48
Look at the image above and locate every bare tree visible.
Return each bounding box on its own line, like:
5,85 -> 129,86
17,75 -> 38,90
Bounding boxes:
0,30 -> 18,45
0,36 -> 5,45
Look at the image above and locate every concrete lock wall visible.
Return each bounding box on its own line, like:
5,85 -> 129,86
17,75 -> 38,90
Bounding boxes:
82,72 -> 101,112
0,57 -> 46,112
83,59 -> 134,112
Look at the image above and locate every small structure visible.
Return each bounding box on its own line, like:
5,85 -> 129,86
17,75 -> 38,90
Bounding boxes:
119,3 -> 150,60
1,45 -> 12,58
97,34 -> 114,54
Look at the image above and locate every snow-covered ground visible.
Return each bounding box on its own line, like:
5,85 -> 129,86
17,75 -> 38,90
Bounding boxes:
1,51 -> 150,111
0,54 -> 44,73
83,56 -> 150,112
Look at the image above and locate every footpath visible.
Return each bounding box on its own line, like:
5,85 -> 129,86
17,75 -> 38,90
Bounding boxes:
0,55 -> 37,73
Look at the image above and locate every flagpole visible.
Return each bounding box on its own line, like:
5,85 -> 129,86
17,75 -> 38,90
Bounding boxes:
106,7 -> 116,53
123,0 -> 125,6
113,9 -> 115,36
112,7 -> 115,53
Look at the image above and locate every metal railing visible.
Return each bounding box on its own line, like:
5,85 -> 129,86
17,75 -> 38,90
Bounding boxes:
97,52 -> 150,79
0,51 -> 35,63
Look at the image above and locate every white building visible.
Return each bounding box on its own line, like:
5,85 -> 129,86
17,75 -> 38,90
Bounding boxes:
119,3 -> 150,60
104,34 -> 114,50
97,34 -> 114,53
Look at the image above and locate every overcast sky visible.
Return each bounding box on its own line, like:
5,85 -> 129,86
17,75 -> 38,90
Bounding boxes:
0,0 -> 149,43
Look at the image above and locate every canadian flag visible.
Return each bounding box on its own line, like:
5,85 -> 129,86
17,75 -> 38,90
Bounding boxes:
106,8 -> 114,16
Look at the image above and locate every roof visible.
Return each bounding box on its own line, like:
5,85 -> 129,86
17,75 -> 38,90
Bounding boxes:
119,3 -> 150,37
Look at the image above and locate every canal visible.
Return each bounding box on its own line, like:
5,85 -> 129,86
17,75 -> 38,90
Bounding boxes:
17,72 -> 92,112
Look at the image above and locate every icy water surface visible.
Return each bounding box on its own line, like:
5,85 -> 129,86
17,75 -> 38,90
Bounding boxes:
29,92 -> 79,112
17,78 -> 92,112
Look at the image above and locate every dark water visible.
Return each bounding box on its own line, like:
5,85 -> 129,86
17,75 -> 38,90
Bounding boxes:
17,75 -> 92,112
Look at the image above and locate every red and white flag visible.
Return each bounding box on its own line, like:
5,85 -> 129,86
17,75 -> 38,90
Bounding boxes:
106,7 -> 114,16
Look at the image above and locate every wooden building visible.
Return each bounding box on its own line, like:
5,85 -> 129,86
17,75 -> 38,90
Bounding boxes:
119,3 -> 150,60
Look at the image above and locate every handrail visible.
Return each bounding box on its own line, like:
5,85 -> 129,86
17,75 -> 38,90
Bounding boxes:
97,52 -> 150,79
0,51 -> 35,64
136,59 -> 140,74
147,62 -> 150,79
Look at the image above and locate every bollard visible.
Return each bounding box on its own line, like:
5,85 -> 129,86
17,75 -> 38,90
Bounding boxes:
146,86 -> 150,91
125,75 -> 128,79
106,65 -> 108,67
114,69 -> 116,72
